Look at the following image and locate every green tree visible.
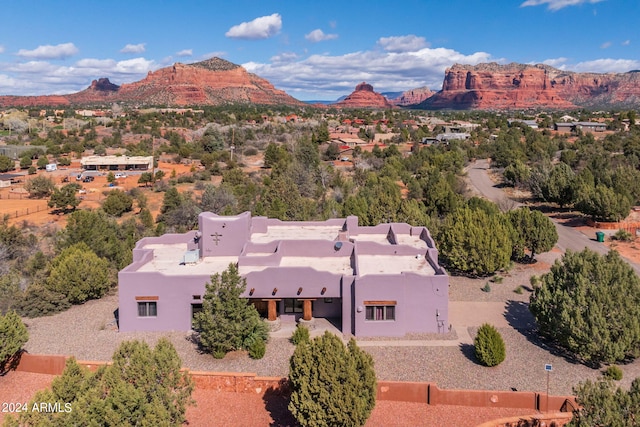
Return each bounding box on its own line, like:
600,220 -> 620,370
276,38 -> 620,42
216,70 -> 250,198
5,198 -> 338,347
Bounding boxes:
542,162 -> 576,207
138,171 -> 154,187
102,189 -> 134,217
19,156 -> 32,170
0,155 -> 14,173
15,283 -> 71,318
502,160 -> 531,188
6,339 -> 195,426
0,310 -> 28,372
474,323 -> 506,367
46,242 -> 111,304
36,156 -> 48,170
193,263 -> 268,358
438,207 -> 513,276
568,378 -> 640,426
530,249 -> 640,365
288,331 -> 376,427
576,184 -> 632,222
24,175 -> 55,198
106,171 -> 115,183
506,207 -> 558,261
48,183 -> 80,213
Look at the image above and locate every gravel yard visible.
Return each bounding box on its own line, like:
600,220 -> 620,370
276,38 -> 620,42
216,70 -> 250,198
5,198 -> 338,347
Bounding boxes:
19,247 -> 640,399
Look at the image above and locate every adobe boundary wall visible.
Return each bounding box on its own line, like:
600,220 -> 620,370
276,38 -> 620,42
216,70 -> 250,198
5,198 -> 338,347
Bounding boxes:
586,218 -> 640,232
14,353 -> 576,413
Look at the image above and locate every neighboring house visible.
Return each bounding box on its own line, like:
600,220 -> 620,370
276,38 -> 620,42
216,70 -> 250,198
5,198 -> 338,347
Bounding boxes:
118,212 -> 449,337
508,119 -> 538,129
80,155 -> 153,171
574,122 -> 607,132
436,133 -> 470,143
554,122 -> 575,133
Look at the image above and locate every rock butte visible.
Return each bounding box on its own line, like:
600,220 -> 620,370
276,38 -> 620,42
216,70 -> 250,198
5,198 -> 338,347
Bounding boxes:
419,62 -> 640,110
336,82 -> 394,109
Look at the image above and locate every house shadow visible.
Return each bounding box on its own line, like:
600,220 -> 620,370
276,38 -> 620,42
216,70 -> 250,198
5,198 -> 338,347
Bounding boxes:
113,308 -> 119,330
503,300 -> 586,367
262,379 -> 298,427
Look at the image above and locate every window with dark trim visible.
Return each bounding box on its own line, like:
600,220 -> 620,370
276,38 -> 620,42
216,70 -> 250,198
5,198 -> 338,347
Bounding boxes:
284,298 -> 303,313
365,305 -> 395,321
138,301 -> 157,317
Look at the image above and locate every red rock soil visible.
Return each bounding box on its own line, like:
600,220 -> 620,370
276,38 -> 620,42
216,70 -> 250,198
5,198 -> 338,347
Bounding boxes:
0,371 -> 535,426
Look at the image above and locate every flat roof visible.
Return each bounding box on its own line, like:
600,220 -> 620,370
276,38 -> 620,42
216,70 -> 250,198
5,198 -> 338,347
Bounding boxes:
251,225 -> 340,243
81,155 -> 153,166
279,256 -> 353,274
135,243 -> 237,276
357,254 -> 435,276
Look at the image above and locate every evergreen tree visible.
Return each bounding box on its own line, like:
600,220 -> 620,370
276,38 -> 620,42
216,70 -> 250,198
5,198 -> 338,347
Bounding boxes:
438,207 -> 513,276
24,175 -> 55,198
6,340 -> 195,426
474,323 -> 506,367
569,378 -> 640,426
530,249 -> 640,364
0,310 -> 28,372
102,189 -> 134,217
193,263 -> 268,358
288,331 -> 376,427
576,184 -> 632,222
506,207 -> 558,261
46,242 -> 111,304
48,183 -> 80,213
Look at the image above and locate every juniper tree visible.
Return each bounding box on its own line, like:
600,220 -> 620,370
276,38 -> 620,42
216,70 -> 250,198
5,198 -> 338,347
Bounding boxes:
530,249 -> 640,364
506,207 -> 558,261
568,378 -> 640,426
193,263 -> 267,358
0,310 -> 28,372
288,331 -> 376,427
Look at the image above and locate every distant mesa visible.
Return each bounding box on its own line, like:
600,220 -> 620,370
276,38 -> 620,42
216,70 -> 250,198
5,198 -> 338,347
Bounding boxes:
335,82 -> 394,109
389,86 -> 434,106
0,57 -> 303,108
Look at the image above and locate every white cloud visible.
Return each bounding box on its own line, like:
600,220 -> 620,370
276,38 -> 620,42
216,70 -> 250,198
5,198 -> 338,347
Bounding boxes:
542,57 -> 569,69
176,49 -> 193,57
305,29 -> 338,43
572,58 -> 640,73
600,41 -> 612,49
17,42 -> 78,59
270,52 -> 298,63
120,43 -> 146,54
244,46 -> 493,99
377,35 -> 429,52
0,45 -> 5,54
225,13 -> 282,40
622,40 -> 631,46
520,0 -> 606,11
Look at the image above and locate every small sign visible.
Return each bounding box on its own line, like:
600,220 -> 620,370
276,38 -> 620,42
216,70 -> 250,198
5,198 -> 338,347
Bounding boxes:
544,364 -> 553,372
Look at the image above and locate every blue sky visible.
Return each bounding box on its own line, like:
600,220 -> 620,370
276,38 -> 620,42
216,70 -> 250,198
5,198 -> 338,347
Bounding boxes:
0,0 -> 638,100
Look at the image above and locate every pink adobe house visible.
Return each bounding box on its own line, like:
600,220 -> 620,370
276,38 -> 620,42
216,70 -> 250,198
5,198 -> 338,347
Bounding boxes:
118,212 -> 449,337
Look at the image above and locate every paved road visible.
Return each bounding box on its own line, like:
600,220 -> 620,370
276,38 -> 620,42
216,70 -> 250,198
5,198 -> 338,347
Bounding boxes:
466,159 -> 640,275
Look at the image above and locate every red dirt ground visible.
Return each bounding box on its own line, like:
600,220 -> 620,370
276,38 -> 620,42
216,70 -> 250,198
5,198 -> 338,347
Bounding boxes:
0,371 -> 545,427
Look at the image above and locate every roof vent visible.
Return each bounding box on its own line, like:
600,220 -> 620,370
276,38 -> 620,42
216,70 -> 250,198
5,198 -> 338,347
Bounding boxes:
334,242 -> 343,251
182,249 -> 200,264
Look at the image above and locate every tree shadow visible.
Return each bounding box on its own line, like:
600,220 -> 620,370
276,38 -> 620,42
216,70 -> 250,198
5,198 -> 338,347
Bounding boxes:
503,300 -> 587,367
459,343 -> 482,365
262,379 -> 298,427
0,349 -> 24,376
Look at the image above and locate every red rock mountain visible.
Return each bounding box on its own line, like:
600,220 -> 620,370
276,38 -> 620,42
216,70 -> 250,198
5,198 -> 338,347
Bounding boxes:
336,82 -> 394,108
0,58 -> 303,107
389,86 -> 434,106
418,62 -> 640,110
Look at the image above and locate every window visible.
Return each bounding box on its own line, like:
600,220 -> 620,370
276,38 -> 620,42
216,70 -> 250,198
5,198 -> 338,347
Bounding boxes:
284,298 -> 304,313
138,301 -> 157,317
365,305 -> 395,321
324,298 -> 333,304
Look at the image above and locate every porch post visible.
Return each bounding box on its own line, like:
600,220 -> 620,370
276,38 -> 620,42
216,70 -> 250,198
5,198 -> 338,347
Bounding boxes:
267,300 -> 277,321
302,299 -> 312,321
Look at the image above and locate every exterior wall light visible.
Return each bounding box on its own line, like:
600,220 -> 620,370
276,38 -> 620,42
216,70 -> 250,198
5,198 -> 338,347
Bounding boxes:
297,287 -> 303,295
272,288 -> 278,296
321,287 -> 327,295
249,288 -> 255,296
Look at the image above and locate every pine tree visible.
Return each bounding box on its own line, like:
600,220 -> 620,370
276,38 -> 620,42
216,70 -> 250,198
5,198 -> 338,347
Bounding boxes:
288,331 -> 376,427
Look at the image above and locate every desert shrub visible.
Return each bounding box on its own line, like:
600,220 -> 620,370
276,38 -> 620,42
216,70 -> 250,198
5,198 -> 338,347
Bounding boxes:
243,147 -> 258,156
290,324 -> 310,345
491,275 -> 504,284
482,282 -> 491,293
514,285 -> 524,294
248,339 -> 266,359
612,229 -> 633,242
474,323 -> 506,367
603,365 -> 623,381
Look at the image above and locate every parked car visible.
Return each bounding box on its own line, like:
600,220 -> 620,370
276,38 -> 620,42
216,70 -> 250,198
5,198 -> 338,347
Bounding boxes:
114,173 -> 127,179
83,176 -> 94,182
